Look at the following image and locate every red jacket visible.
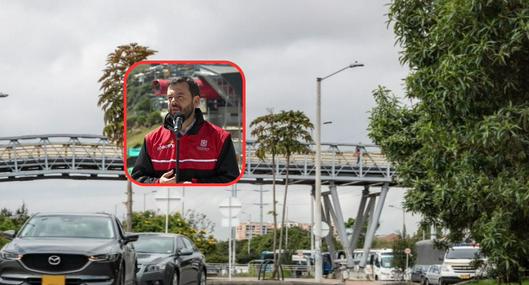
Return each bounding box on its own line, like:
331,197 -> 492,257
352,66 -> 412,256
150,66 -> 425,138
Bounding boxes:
132,109 -> 240,183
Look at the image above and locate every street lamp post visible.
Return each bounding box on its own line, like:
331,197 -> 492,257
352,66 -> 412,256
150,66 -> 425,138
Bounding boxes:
389,204 -> 407,237
241,212 -> 252,255
143,190 -> 158,212
315,62 -> 363,281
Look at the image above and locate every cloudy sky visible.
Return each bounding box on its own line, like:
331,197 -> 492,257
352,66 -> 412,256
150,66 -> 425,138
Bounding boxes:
0,0 -> 418,240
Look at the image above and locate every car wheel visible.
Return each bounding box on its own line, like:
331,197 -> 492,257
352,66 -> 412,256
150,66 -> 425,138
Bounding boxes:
438,278 -> 444,285
172,271 -> 179,285
425,279 -> 430,285
197,269 -> 206,285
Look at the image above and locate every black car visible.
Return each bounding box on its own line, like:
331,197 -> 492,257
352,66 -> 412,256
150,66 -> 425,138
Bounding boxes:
0,213 -> 138,285
134,233 -> 206,285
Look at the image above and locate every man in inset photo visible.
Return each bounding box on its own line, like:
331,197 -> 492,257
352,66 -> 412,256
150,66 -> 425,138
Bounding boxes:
131,76 -> 240,184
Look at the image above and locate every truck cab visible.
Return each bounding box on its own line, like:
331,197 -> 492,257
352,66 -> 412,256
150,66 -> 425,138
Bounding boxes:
437,245 -> 483,284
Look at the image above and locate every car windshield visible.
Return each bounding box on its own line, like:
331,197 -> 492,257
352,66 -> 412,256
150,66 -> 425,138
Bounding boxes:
134,236 -> 175,254
19,215 -> 115,239
380,256 -> 393,268
446,248 -> 481,259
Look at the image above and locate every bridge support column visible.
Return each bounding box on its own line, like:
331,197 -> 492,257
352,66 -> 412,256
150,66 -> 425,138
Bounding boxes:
359,183 -> 390,268
348,186 -> 370,262
326,182 -> 354,268
321,193 -> 336,262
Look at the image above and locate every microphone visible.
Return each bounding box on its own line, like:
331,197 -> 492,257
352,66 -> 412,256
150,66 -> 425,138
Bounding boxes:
172,112 -> 185,134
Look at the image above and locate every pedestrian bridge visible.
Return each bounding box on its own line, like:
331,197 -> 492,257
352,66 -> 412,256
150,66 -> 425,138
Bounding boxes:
0,134 -> 398,272
0,134 -> 394,185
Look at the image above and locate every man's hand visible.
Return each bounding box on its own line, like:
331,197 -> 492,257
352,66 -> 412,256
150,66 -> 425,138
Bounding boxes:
159,170 -> 176,184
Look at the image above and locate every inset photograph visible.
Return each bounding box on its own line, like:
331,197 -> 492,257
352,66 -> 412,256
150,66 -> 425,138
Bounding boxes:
124,61 -> 245,186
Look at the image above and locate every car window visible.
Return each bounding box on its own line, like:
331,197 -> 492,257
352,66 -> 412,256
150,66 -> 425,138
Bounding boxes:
135,235 -> 175,254
176,237 -> 185,250
182,237 -> 194,251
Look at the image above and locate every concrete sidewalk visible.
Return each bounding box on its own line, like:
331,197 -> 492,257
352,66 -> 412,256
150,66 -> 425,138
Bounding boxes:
208,276 -> 405,285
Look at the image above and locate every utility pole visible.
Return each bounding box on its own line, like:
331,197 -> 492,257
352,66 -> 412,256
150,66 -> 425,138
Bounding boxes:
126,181 -> 133,231
253,181 -> 269,235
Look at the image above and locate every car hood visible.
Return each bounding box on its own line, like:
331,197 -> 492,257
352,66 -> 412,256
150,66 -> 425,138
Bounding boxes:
137,253 -> 172,265
4,237 -> 117,255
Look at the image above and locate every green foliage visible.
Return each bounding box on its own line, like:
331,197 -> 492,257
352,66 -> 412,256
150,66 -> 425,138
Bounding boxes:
98,43 -> 157,147
206,226 -> 313,264
370,0 -> 529,281
0,204 -> 30,248
391,234 -> 418,270
130,211 -> 217,255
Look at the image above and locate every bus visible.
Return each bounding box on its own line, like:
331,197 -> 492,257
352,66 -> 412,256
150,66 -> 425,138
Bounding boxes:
352,249 -> 399,281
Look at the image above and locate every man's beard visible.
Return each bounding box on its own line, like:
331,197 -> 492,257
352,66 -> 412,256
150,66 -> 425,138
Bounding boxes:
181,104 -> 195,120
170,103 -> 194,120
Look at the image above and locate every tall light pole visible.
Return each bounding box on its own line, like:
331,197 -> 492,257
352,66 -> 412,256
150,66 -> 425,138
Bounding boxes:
143,190 -> 158,212
315,62 -> 364,281
241,211 -> 252,255
154,188 -> 181,233
389,204 -> 407,238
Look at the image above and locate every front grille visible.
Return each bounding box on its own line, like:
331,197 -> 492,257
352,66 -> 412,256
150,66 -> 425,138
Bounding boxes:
21,254 -> 88,272
452,265 -> 476,273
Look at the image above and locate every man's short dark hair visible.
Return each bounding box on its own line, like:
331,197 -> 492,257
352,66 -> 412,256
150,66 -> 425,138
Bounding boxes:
170,77 -> 200,97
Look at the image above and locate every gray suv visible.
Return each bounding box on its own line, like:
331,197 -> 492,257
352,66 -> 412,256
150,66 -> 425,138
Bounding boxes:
0,213 -> 138,285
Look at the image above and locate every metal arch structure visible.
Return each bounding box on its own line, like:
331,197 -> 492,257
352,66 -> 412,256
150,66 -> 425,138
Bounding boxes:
0,134 -> 124,182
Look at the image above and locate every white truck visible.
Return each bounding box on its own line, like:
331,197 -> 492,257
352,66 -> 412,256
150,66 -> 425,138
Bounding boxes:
350,249 -> 399,281
423,244 -> 484,285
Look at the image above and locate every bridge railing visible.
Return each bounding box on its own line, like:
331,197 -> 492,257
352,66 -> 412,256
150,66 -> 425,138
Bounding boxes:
0,135 -> 394,183
245,141 -> 394,183
0,134 -> 123,180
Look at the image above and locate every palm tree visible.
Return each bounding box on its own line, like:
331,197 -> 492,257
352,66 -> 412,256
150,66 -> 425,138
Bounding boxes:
98,43 -> 157,146
250,112 -> 281,277
275,110 -> 313,271
98,43 -> 157,230
250,110 -> 313,279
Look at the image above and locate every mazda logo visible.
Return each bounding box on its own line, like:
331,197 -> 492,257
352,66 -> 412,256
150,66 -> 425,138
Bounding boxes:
48,255 -> 61,266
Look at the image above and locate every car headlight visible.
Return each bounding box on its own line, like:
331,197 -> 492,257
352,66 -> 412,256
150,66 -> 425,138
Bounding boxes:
89,253 -> 120,262
0,251 -> 22,261
441,265 -> 452,272
144,263 -> 167,273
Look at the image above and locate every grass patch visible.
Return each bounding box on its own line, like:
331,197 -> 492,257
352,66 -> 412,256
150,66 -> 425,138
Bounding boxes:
127,125 -> 159,149
467,279 -> 529,285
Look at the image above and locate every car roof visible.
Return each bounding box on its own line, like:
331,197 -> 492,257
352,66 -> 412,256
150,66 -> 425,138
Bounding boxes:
32,212 -> 115,218
135,232 -> 185,238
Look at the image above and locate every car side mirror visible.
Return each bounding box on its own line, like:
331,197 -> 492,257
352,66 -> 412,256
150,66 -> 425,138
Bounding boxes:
124,234 -> 139,244
177,248 -> 194,256
439,257 -> 444,261
1,230 -> 15,240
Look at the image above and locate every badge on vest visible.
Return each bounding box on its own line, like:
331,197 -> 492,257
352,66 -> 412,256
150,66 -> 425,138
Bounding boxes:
197,139 -> 210,151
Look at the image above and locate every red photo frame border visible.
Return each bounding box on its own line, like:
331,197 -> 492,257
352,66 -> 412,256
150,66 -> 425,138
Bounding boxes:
123,60 -> 246,187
